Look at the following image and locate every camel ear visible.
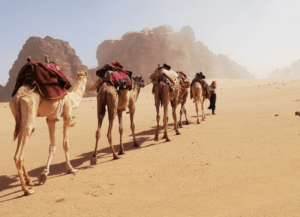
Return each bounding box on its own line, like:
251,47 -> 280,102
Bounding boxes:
85,70 -> 87,76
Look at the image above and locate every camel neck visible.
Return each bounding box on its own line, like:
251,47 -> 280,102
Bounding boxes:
69,76 -> 87,109
132,82 -> 141,102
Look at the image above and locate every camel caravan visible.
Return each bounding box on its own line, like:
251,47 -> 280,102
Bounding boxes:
9,56 -> 215,195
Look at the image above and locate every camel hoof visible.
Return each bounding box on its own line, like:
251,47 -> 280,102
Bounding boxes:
165,138 -> 171,142
24,189 -> 35,196
134,142 -> 140,147
185,121 -> 189,125
68,168 -> 78,174
118,151 -> 125,155
113,155 -> 121,160
176,132 -> 180,135
90,157 -> 97,165
154,137 -> 159,141
197,121 -> 200,124
26,181 -> 35,187
38,173 -> 47,185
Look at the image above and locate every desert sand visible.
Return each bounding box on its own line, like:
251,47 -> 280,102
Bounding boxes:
1,76 -> 300,217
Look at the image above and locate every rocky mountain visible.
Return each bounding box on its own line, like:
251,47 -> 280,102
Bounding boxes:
96,25 -> 254,80
270,59 -> 300,78
0,36 -> 96,102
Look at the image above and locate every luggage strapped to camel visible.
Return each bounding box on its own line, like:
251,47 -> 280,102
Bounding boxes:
12,56 -> 71,100
149,63 -> 180,93
96,61 -> 132,90
190,72 -> 211,99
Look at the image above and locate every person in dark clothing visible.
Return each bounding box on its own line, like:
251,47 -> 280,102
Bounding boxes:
207,81 -> 217,115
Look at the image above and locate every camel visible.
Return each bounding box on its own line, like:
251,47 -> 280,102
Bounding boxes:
87,76 -> 145,164
10,58 -> 88,196
152,67 -> 181,142
190,80 -> 209,124
178,75 -> 191,128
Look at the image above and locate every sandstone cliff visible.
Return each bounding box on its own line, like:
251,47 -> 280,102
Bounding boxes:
96,25 -> 254,80
270,59 -> 300,78
0,36 -> 95,102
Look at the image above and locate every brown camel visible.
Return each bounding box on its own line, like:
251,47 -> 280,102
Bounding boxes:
126,76 -> 145,147
152,67 -> 181,142
178,76 -> 191,128
87,76 -> 145,164
190,80 -> 209,124
10,66 -> 88,195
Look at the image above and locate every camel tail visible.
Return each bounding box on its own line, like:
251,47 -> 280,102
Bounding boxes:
159,81 -> 164,107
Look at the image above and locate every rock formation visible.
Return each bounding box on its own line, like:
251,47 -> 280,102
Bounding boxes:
270,59 -> 300,78
0,36 -> 95,102
96,25 -> 254,80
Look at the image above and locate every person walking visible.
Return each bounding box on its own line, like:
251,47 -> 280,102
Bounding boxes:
208,81 -> 217,115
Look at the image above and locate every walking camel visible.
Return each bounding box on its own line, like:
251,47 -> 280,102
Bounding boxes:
177,73 -> 191,128
190,80 -> 210,124
10,57 -> 88,195
87,76 -> 145,164
152,66 -> 181,142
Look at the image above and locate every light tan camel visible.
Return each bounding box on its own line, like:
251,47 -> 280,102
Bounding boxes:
153,68 -> 181,142
178,76 -> 190,128
10,66 -> 88,195
190,80 -> 208,124
87,76 -> 145,164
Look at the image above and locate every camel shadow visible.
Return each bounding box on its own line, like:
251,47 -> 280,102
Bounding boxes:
0,123 -> 177,201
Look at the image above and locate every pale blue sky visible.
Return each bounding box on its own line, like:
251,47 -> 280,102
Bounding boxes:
1,0 -> 300,85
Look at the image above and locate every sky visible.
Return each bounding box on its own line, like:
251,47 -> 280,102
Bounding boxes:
1,0 -> 300,85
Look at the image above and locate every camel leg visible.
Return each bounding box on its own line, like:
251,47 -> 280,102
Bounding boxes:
201,99 -> 205,121
91,114 -> 105,165
117,110 -> 125,155
22,164 -> 34,187
91,92 -> 106,165
14,132 -> 35,195
62,113 -> 77,173
154,89 -> 160,141
129,107 -> 139,147
14,99 -> 37,195
195,99 -> 200,124
107,98 -> 120,160
162,97 -> 171,142
38,119 -> 57,184
172,102 -> 180,135
179,103 -> 183,128
183,104 -> 189,125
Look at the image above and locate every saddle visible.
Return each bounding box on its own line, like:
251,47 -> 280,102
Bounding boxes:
12,61 -> 71,99
96,61 -> 132,90
190,72 -> 211,99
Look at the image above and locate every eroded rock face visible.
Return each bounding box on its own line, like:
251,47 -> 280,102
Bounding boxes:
96,25 -> 254,80
270,59 -> 300,78
0,36 -> 95,102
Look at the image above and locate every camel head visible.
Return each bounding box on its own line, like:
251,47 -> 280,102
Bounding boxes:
76,70 -> 88,79
133,76 -> 145,88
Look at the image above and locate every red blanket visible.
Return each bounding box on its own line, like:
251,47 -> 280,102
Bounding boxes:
12,61 -> 71,99
96,61 -> 132,89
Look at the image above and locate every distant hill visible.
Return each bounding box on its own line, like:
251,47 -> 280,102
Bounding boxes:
96,25 -> 254,80
0,36 -> 96,102
270,59 -> 300,78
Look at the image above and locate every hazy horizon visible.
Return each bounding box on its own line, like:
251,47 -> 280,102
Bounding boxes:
1,0 -> 300,85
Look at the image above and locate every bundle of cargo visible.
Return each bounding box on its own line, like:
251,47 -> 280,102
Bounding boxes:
149,63 -> 180,93
96,61 -> 132,90
12,57 -> 71,99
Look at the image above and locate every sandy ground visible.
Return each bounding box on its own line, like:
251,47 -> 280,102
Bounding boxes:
1,76 -> 300,217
